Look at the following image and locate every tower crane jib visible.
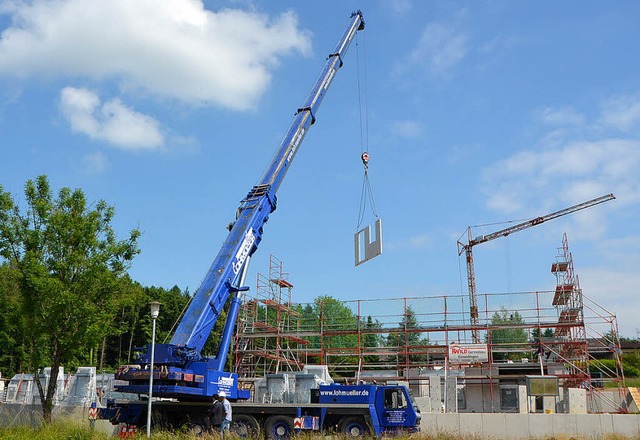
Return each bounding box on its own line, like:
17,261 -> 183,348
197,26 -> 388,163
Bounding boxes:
457,193 -> 615,343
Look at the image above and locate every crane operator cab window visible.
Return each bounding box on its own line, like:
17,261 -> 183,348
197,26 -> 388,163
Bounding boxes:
384,388 -> 407,409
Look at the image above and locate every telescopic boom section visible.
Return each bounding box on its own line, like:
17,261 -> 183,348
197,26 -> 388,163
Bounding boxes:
169,11 -> 365,360
458,193 -> 615,343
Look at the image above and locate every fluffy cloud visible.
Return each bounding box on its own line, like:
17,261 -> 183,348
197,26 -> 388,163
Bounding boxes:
80,151 -> 108,174
580,266 -> 640,338
391,120 -> 425,139
394,18 -> 467,78
482,138 -> 640,216
599,93 -> 640,133
60,87 -> 164,150
479,98 -> 640,338
536,107 -> 586,127
408,22 -> 468,75
0,0 -> 310,110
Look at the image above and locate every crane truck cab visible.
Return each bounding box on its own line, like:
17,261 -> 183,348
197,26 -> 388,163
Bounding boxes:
315,383 -> 421,436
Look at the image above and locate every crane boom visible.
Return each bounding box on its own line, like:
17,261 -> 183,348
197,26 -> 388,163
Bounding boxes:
115,11 -> 365,401
457,193 -> 615,343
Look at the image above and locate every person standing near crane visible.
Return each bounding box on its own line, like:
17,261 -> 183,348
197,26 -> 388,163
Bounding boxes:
218,391 -> 232,436
208,393 -> 224,431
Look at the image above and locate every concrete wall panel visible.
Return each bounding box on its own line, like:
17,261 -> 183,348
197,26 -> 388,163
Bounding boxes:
611,414 -> 640,435
458,413 -> 483,437
574,413 -> 602,436
523,414 -> 554,438
551,414 -> 577,437
598,413 -> 614,434
420,413 -> 640,439
481,413 -> 507,438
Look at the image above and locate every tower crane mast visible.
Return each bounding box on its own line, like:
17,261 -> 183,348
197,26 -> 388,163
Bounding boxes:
457,193 -> 615,343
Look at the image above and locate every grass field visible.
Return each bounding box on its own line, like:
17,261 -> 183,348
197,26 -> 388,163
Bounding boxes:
0,420 -> 455,440
1,419 -> 639,440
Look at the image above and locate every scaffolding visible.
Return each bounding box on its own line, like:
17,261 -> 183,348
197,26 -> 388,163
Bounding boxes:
549,234 -> 626,409
234,255 -> 309,379
233,242 -> 625,411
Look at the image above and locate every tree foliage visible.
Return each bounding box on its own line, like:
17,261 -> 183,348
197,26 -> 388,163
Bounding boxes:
386,305 -> 429,367
0,263 -> 26,373
363,315 -> 383,364
0,175 -> 140,423
488,307 -> 528,361
295,296 -> 359,371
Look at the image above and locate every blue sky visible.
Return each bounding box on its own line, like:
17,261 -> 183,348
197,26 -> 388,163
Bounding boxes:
1,1 -> 639,337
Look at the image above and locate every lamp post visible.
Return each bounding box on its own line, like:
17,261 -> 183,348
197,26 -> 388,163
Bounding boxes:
146,301 -> 161,438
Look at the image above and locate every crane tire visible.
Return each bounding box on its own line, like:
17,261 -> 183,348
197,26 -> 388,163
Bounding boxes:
232,414 -> 260,438
186,419 -> 207,436
265,415 -> 294,440
338,416 -> 368,437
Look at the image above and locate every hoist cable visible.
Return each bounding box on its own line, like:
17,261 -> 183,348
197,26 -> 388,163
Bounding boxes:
355,29 -> 379,230
364,172 -> 379,219
355,35 -> 365,153
357,170 -> 379,229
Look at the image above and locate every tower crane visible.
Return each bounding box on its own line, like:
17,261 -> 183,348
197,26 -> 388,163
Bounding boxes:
457,193 -> 615,343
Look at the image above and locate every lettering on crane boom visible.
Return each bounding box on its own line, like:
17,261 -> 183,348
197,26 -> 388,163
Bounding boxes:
233,228 -> 256,275
324,68 -> 336,90
287,127 -> 306,163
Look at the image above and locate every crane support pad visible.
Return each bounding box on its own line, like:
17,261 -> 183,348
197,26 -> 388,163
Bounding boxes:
354,218 -> 382,266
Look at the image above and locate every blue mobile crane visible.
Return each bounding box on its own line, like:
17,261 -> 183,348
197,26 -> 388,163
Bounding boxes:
103,11 -> 421,437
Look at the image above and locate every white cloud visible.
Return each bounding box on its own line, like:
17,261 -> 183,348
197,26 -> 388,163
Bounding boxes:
60,87 -> 164,150
479,34 -> 519,55
537,106 -> 586,127
386,232 -> 433,251
599,93 -> 640,133
0,0 -> 310,110
408,233 -> 432,249
580,267 -> 640,339
391,120 -> 424,139
482,139 -> 640,217
405,22 -> 468,76
80,151 -> 108,175
382,0 -> 412,15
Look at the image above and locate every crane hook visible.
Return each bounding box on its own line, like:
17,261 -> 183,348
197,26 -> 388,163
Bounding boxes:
361,151 -> 370,167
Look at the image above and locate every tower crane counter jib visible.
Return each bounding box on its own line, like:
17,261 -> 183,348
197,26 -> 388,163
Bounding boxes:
114,11 -> 366,402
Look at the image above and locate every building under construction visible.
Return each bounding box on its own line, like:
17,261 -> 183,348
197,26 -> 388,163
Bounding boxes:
233,235 -> 627,413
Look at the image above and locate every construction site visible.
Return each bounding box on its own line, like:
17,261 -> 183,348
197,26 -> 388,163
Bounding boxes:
2,233 -> 637,438
1,6 -> 638,438
233,233 -> 629,417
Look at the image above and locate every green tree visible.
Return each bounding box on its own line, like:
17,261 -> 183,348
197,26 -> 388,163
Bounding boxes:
622,352 -> 640,377
0,176 -> 140,423
386,305 -> 429,367
487,307 -> 528,361
0,263 -> 27,375
295,296 -> 359,372
362,315 -> 383,365
530,327 -> 555,342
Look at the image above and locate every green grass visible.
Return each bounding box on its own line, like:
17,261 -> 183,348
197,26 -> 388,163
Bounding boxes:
0,420 -> 111,440
1,421 -> 639,440
626,377 -> 640,388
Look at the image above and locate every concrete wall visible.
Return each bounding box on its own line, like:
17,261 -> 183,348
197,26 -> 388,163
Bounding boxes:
420,413 -> 640,439
0,402 -> 114,435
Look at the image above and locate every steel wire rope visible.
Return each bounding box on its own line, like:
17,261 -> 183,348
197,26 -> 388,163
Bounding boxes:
163,292 -> 193,344
354,30 -> 379,230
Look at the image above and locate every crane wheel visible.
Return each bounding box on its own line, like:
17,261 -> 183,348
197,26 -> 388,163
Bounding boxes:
232,414 -> 261,438
265,415 -> 294,440
186,419 -> 207,436
339,416 -> 368,437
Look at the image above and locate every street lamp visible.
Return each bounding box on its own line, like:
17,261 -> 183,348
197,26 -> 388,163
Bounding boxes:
147,301 -> 161,438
